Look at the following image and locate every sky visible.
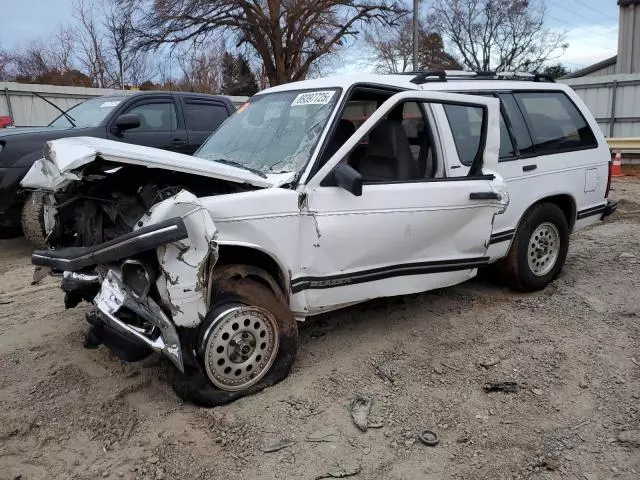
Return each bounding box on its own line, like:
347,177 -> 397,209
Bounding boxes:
0,0 -> 621,74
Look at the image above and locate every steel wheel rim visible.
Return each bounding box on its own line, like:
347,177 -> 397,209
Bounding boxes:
527,222 -> 560,277
203,306 -> 279,391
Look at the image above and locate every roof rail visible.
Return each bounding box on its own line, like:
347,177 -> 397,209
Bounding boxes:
408,70 -> 555,84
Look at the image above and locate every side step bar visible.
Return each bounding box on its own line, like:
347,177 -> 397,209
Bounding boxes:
31,217 -> 188,271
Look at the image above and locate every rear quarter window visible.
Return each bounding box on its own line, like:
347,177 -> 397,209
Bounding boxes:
184,101 -> 229,131
514,92 -> 597,154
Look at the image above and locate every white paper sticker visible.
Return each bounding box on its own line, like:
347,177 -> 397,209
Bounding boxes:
291,91 -> 335,106
100,101 -> 121,108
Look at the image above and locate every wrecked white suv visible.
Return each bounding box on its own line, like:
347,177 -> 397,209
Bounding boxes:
22,72 -> 615,406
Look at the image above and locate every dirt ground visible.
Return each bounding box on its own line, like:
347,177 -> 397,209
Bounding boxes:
1,178 -> 639,480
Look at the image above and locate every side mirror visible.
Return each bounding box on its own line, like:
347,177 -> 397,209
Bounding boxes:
333,163 -> 363,196
113,113 -> 141,133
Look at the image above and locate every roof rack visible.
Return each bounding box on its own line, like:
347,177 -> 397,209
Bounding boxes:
407,70 -> 555,84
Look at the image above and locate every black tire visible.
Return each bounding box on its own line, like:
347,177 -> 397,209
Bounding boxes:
497,202 -> 569,292
170,266 -> 297,407
21,192 -> 49,249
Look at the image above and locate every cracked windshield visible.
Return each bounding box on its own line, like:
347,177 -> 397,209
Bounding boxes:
195,89 -> 340,175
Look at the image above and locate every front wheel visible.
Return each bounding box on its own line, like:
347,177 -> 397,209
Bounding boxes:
21,192 -> 48,248
170,266 -> 297,407
497,203 -> 569,292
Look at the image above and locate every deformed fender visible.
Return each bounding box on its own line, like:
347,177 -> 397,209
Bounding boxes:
136,190 -> 218,328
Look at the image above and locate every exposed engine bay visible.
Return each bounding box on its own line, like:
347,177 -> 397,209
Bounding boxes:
45,161 -> 253,248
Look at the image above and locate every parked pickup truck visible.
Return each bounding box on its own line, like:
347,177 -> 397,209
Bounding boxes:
24,71 -> 616,407
0,91 -> 236,240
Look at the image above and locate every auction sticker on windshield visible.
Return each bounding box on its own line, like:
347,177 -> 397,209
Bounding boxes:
291,91 -> 335,106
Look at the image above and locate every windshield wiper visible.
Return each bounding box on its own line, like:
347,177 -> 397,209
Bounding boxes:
32,92 -> 76,127
211,158 -> 267,178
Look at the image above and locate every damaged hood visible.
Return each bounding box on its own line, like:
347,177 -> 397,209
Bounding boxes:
21,136 -> 281,190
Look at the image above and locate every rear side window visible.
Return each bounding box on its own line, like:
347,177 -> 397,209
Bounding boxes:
499,93 -> 534,156
443,104 -> 483,166
184,102 -> 228,131
514,92 -> 597,154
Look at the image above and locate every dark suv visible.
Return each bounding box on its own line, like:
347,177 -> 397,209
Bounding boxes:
0,91 -> 236,236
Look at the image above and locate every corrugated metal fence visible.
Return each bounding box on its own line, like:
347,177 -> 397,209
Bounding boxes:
0,82 -> 248,127
560,73 -> 640,138
0,82 -> 122,127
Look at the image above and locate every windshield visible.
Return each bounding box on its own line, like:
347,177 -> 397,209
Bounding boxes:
49,96 -> 128,128
195,88 -> 340,174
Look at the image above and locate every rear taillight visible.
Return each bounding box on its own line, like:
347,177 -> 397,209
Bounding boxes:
605,159 -> 613,198
0,116 -> 12,128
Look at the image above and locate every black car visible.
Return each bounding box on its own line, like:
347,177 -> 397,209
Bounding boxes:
0,91 -> 236,237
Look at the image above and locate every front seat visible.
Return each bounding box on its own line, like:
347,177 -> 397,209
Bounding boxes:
320,119 -> 357,165
359,119 -> 415,181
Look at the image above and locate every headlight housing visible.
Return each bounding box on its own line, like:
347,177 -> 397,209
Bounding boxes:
121,260 -> 154,299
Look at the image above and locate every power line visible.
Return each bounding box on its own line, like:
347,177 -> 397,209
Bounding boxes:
547,12 -> 619,43
567,0 -> 618,22
548,0 -> 618,30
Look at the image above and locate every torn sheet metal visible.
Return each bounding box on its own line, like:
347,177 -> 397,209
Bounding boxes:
484,169 -> 510,214
20,157 -> 80,191
137,190 -> 217,328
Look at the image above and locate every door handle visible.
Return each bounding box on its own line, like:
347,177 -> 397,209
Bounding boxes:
172,138 -> 186,145
522,164 -> 537,172
470,192 -> 501,200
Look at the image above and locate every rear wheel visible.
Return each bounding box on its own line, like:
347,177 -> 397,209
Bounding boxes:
497,203 -> 569,292
170,266 -> 297,406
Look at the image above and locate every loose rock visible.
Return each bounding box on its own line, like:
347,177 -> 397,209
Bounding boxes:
350,394 -> 372,432
260,438 -> 294,453
479,358 -> 501,368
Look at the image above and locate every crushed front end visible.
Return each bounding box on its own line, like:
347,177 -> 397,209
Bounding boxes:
32,191 -> 217,372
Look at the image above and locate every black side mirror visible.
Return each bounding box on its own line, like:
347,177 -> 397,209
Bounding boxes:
113,113 -> 141,133
333,163 -> 363,196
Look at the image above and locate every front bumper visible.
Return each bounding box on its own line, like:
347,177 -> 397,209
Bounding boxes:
31,217 -> 188,271
93,269 -> 184,371
602,199 -> 618,219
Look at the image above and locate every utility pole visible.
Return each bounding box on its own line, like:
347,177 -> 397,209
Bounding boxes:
413,0 -> 419,71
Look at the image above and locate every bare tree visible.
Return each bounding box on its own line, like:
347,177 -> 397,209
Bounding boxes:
175,41 -> 225,93
73,0 -> 108,87
10,44 -> 50,82
10,40 -> 93,86
130,0 -> 407,86
430,0 -> 567,72
0,45 -> 10,81
368,18 -> 460,73
103,0 -> 151,88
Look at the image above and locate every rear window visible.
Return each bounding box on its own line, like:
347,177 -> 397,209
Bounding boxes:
514,92 -> 597,154
443,104 -> 483,166
184,102 -> 228,131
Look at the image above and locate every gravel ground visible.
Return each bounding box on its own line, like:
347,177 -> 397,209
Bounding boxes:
1,178 -> 639,480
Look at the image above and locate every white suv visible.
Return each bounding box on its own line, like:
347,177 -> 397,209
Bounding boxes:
25,71 -> 616,406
